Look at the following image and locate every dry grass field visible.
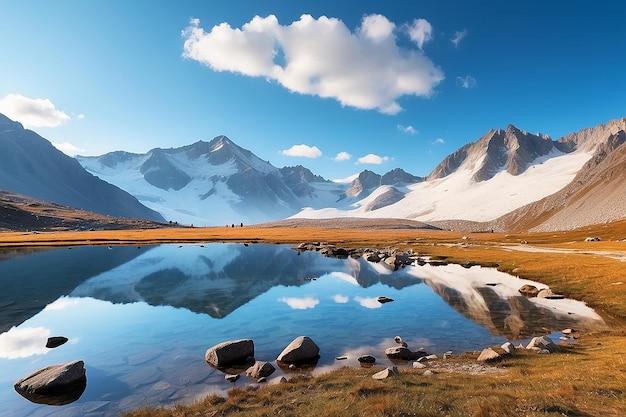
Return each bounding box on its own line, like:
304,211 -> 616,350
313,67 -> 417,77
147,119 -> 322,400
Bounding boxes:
1,218 -> 625,416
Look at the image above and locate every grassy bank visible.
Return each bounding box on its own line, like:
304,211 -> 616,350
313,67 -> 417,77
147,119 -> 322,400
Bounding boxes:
1,220 -> 625,416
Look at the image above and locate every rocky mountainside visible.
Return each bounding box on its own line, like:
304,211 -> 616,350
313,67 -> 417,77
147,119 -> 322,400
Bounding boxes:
427,124 -> 556,182
0,114 -> 164,222
293,117 -> 626,230
492,127 -> 626,232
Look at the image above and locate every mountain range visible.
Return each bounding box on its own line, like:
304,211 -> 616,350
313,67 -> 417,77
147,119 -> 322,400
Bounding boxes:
1,111 -> 625,231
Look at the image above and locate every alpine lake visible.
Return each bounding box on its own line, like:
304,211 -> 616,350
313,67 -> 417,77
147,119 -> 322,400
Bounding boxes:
0,243 -> 607,417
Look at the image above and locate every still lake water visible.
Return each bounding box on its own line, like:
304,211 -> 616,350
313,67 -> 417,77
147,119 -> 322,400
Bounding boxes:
0,243 -> 607,416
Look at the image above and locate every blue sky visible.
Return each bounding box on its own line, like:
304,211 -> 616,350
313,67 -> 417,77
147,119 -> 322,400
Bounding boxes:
1,1 -> 625,179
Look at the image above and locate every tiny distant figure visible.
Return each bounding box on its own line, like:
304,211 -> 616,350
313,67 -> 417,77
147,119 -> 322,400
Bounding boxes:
231,224 -> 235,228
240,222 -> 244,227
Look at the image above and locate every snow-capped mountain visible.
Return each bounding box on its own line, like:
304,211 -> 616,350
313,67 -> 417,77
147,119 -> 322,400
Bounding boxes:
0,113 -> 164,222
78,136 -> 386,225
493,126 -> 626,232
293,118 -> 626,227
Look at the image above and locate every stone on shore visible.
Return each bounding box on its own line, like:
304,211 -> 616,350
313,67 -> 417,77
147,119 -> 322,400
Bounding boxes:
205,339 -> 254,368
372,367 -> 399,380
14,360 -> 87,405
477,348 -> 501,362
526,336 -> 558,353
245,361 -> 276,379
277,336 -> 320,364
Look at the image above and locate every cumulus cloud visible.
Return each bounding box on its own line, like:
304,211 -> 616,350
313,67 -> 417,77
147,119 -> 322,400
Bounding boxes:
334,151 -> 352,161
431,138 -> 445,145
397,124 -> 417,135
456,75 -> 477,88
451,29 -> 467,47
407,18 -> 433,49
52,142 -> 87,156
182,15 -> 444,114
0,93 -> 70,128
356,153 -> 391,165
280,144 -> 322,158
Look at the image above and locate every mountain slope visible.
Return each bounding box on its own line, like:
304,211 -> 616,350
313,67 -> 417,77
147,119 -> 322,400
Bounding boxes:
492,129 -> 626,232
293,124 -> 593,223
0,114 -> 164,221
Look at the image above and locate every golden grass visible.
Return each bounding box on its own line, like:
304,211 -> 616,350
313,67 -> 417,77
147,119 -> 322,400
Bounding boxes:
123,332 -> 626,417
2,219 -> 626,416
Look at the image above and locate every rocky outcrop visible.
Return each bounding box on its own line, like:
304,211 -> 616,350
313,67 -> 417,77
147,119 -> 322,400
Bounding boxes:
205,339 -> 254,368
14,360 -> 87,405
276,336 -> 320,364
295,243 -> 417,270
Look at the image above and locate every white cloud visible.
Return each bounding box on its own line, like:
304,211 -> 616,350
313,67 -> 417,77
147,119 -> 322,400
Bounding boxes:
334,151 -> 352,161
278,296 -> 320,310
182,15 -> 444,114
280,144 -> 322,158
398,124 -> 417,135
432,138 -> 445,145
456,75 -> 477,89
451,29 -> 467,47
52,141 -> 87,156
332,294 -> 349,303
77,113 -> 85,119
0,94 -> 70,128
407,18 -> 433,50
356,153 -> 391,165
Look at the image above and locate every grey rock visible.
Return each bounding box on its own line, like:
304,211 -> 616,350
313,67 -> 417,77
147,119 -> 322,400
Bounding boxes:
526,336 -> 557,353
225,374 -> 240,383
372,367 -> 399,380
385,346 -> 425,361
205,339 -> 254,367
14,360 -> 87,405
245,361 -> 276,379
477,348 -> 501,362
358,355 -> 376,364
277,336 -> 320,364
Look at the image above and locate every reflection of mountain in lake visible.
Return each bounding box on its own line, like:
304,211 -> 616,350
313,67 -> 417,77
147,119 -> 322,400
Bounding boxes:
411,263 -> 607,340
0,246 -> 146,333
70,244 -> 420,318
